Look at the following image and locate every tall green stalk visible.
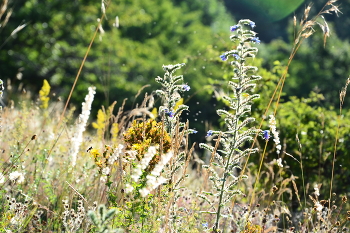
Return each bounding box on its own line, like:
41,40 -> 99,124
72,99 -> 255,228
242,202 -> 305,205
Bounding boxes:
199,19 -> 262,232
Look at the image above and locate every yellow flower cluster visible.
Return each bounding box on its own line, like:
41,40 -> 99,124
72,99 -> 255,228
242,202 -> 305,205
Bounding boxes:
92,109 -> 106,140
123,119 -> 171,170
243,221 -> 262,233
39,79 -> 50,109
89,145 -> 114,169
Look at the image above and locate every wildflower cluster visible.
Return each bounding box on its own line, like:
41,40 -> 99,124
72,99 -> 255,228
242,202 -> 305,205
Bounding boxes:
71,86 -> 96,167
269,115 -> 281,154
123,118 -> 175,197
8,170 -> 25,184
200,19 -> 262,231
0,0 -> 345,231
127,145 -> 174,197
219,21 -> 260,62
91,102 -> 118,141
89,144 -> 124,183
39,79 -> 51,109
155,63 -> 191,136
290,188 -> 350,232
130,146 -> 158,183
124,119 -> 171,170
6,195 -> 29,227
0,170 -> 27,186
92,109 -> 108,140
62,199 -> 86,232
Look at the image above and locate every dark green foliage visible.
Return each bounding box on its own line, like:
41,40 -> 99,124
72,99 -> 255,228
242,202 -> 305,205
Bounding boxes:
260,23 -> 350,108
224,0 -> 304,22
275,94 -> 350,195
0,0 -> 231,111
252,58 -> 350,200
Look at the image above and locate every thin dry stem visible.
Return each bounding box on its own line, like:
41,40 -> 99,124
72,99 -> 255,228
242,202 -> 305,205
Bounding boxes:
66,181 -> 88,204
329,77 -> 350,214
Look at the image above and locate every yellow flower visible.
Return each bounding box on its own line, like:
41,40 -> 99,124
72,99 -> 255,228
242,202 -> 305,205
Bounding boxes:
90,148 -> 101,158
92,109 -> 106,139
123,119 -> 172,170
39,79 -> 51,109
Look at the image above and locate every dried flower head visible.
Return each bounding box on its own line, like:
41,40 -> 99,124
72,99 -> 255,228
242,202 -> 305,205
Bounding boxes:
9,171 -> 25,184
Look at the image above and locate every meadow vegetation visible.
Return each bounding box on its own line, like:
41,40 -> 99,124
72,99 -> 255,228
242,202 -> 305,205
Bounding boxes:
1,0 -> 350,232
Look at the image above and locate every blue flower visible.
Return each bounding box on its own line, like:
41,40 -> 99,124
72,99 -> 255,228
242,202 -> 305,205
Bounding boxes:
251,37 -> 261,44
167,111 -> 174,117
249,21 -> 256,28
164,109 -> 174,117
202,222 -> 209,228
233,54 -> 240,60
220,54 -> 227,61
230,25 -> 239,32
263,130 -> 270,140
192,130 -> 198,134
206,130 -> 213,137
183,84 -> 190,91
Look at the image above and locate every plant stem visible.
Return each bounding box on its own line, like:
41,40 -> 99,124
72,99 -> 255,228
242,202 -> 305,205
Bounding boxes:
214,40 -> 244,232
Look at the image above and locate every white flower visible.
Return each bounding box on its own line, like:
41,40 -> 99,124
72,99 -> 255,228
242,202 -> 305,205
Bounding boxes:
131,165 -> 143,182
277,158 -> 283,168
48,132 -> 55,141
71,87 -> 96,167
145,175 -> 167,192
9,171 -> 25,184
100,176 -> 107,183
140,146 -> 157,169
102,167 -> 110,176
138,176 -> 167,197
125,184 -> 134,193
269,115 -> 281,154
108,144 -> 124,165
139,187 -> 150,197
125,150 -> 137,161
128,146 -> 169,197
151,150 -> 173,177
315,202 -> 323,212
314,184 -> 320,196
0,172 -> 5,184
10,216 -> 22,225
130,146 -> 158,183
146,175 -> 157,187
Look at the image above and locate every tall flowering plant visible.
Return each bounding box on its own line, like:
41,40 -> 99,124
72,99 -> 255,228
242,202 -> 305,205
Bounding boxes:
71,86 -> 96,167
155,63 -> 192,136
199,19 -> 262,232
120,64 -> 194,231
